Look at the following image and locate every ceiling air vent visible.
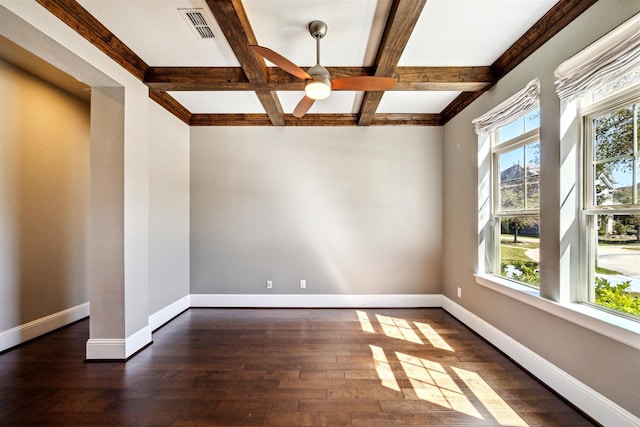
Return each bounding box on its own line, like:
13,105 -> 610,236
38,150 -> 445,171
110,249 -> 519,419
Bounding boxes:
178,8 -> 216,40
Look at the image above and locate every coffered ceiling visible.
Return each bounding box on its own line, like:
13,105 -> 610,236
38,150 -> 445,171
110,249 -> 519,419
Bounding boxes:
34,0 -> 597,126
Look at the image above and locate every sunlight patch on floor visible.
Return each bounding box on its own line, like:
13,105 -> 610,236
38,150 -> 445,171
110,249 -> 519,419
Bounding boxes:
375,314 -> 423,344
452,366 -> 529,426
396,352 -> 484,419
414,321 -> 455,351
359,311 -> 527,425
369,345 -> 400,391
356,310 -> 375,333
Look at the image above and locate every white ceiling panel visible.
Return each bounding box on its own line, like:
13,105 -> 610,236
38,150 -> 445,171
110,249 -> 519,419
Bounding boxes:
376,91 -> 460,113
243,0 -> 391,67
169,91 -> 265,113
278,91 -> 361,115
77,0 -> 239,66
400,0 -> 559,66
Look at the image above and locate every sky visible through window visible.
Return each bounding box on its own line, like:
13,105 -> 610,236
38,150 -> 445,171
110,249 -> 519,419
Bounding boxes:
497,109 -> 540,177
497,106 -> 633,188
610,164 -> 633,187
498,109 -> 540,143
499,144 -> 539,176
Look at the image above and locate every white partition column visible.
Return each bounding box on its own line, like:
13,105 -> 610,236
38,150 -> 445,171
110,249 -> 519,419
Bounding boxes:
85,86 -> 151,360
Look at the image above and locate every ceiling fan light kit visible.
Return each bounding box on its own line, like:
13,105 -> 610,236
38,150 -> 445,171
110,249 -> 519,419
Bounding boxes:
305,76 -> 331,100
250,20 -> 397,117
304,65 -> 331,100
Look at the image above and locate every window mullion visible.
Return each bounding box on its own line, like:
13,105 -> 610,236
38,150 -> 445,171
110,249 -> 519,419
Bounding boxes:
634,103 -> 638,204
523,149 -> 528,211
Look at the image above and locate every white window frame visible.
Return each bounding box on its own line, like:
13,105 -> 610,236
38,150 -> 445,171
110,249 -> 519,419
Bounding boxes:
490,122 -> 541,285
579,83 -> 640,319
473,79 -> 541,285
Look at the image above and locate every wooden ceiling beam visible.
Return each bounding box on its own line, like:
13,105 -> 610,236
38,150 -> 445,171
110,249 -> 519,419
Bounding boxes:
357,0 -> 428,126
191,113 -> 441,127
149,92 -> 192,125
35,0 -> 148,80
491,0 -> 599,81
371,113 -> 441,126
37,0 -> 592,128
394,67 -> 493,91
205,0 -> 285,126
36,0 -> 194,125
145,66 -> 494,92
440,0 -> 599,124
191,114 -> 273,126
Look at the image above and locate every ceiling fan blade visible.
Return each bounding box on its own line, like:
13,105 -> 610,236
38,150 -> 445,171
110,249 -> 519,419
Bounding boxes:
249,45 -> 311,80
293,96 -> 315,118
332,76 -> 397,91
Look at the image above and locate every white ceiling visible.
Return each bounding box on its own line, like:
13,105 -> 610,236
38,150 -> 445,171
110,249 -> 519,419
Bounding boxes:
77,0 -> 239,67
169,91 -> 265,113
243,0 -> 392,67
400,0 -> 559,66
76,0 -> 559,115
377,91 -> 462,113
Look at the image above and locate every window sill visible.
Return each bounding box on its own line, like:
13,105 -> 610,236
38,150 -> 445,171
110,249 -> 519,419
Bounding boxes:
475,274 -> 640,350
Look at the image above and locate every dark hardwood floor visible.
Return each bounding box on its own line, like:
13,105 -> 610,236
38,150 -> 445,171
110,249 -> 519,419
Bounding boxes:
0,308 -> 596,426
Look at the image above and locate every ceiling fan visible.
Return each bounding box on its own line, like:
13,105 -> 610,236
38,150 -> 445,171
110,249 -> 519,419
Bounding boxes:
250,20 -> 397,118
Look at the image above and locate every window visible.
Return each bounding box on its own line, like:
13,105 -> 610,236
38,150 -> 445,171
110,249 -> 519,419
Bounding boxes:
581,68 -> 640,319
472,12 -> 640,348
493,109 -> 541,287
553,12 -> 640,326
474,79 -> 541,289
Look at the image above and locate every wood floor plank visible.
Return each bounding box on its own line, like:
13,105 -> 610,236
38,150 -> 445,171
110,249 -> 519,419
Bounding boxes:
0,308 -> 596,426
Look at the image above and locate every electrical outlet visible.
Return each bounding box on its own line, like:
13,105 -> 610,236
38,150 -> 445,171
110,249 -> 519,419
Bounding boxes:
266,280 -> 273,289
457,287 -> 462,298
300,279 -> 306,289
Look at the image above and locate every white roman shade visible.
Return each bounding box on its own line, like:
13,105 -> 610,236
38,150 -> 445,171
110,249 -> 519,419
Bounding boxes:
472,78 -> 540,135
555,12 -> 640,101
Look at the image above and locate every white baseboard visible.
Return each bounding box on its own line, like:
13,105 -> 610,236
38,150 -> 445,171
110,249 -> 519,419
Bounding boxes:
86,325 -> 152,360
85,338 -> 126,360
148,295 -> 190,331
190,293 -> 442,308
0,302 -> 89,353
441,296 -> 640,427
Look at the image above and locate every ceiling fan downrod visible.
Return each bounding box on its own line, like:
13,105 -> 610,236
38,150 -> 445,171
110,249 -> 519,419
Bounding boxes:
305,20 -> 331,100
308,20 -> 327,64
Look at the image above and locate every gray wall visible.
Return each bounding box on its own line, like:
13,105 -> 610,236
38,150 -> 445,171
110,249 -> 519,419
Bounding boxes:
190,126 -> 442,295
442,0 -> 640,417
148,100 -> 190,315
0,60 -> 191,341
0,58 -> 89,331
